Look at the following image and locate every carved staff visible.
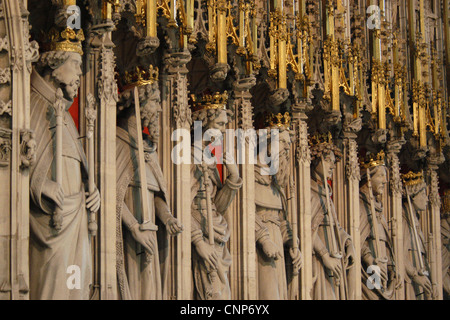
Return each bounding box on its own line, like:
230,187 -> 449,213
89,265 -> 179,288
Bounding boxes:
404,186 -> 429,277
133,87 -> 158,263
52,88 -> 65,232
321,156 -> 342,261
289,176 -> 299,269
366,168 -> 388,288
201,162 -> 226,284
427,232 -> 437,300
287,175 -> 299,299
86,94 -> 98,236
390,217 -> 401,291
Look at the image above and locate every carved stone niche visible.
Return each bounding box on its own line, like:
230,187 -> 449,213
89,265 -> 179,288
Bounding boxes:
0,128 -> 11,168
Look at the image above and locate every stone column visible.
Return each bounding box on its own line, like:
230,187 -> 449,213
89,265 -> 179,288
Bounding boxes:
387,139 -> 405,300
2,0 -> 38,300
343,129 -> 362,300
163,50 -> 192,300
427,156 -> 444,300
230,77 -> 257,300
86,30 -> 118,300
291,102 -> 313,300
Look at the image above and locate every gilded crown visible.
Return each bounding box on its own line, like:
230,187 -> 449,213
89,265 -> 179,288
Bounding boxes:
401,171 -> 424,187
121,65 -> 159,91
360,150 -> 386,169
41,27 -> 85,55
309,132 -> 333,147
308,132 -> 342,160
265,112 -> 291,130
190,91 -> 228,112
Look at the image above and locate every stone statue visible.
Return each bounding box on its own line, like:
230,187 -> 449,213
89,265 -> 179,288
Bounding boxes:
115,74 -> 183,300
401,171 -> 434,300
190,92 -> 242,300
359,152 -> 402,299
254,114 -> 302,300
309,133 -> 356,300
441,190 -> 450,299
29,29 -> 100,299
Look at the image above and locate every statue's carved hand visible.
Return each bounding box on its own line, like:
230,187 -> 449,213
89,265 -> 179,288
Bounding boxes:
86,187 -> 100,213
344,240 -> 355,267
375,263 -> 388,284
289,247 -> 303,274
42,180 -> 65,210
362,253 -> 375,267
223,152 -> 239,180
393,270 -> 403,289
322,253 -> 342,279
166,217 -> 184,236
261,238 -> 282,260
130,223 -> 156,256
195,241 -> 219,270
412,274 -> 432,295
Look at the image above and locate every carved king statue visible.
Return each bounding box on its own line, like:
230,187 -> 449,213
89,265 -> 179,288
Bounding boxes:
254,113 -> 302,300
309,133 -> 356,300
401,171 -> 435,300
190,92 -> 242,300
29,27 -> 100,299
115,66 -> 183,300
359,151 -> 402,299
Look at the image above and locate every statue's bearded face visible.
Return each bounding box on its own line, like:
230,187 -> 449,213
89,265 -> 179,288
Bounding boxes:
139,83 -> 161,143
207,110 -> 228,135
52,52 -> 82,102
315,151 -> 336,181
142,98 -> 162,143
274,130 -> 291,188
203,109 -> 228,146
370,166 -> 388,197
412,187 -> 428,212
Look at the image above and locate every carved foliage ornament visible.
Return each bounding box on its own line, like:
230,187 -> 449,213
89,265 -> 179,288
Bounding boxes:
387,151 -> 402,195
0,100 -> 11,116
0,67 -> 11,84
0,129 -> 12,167
296,120 -> 311,165
98,48 -> 119,103
427,169 -> 441,208
346,139 -> 360,181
